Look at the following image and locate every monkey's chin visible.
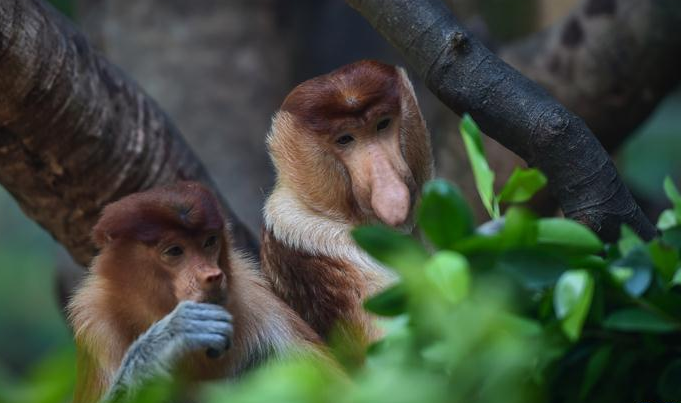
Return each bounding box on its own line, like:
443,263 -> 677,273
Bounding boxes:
198,292 -> 227,306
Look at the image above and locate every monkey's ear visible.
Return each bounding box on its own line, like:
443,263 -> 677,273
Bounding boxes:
396,66 -> 420,108
91,225 -> 113,249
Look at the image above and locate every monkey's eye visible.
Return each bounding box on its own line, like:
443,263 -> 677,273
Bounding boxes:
336,134 -> 355,146
204,235 -> 218,248
377,118 -> 391,131
163,246 -> 184,257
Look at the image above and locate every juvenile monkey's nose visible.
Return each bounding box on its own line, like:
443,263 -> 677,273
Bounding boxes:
201,268 -> 224,286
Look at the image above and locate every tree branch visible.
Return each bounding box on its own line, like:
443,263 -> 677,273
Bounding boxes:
346,0 -> 656,241
501,0 -> 681,151
0,0 -> 258,267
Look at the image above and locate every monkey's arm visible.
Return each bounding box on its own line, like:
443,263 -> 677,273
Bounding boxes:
101,301 -> 233,403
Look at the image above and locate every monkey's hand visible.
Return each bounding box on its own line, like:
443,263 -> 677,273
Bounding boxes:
102,301 -> 233,402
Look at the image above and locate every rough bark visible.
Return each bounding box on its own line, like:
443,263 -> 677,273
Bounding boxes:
0,0 -> 257,267
501,0 -> 681,151
346,0 -> 656,242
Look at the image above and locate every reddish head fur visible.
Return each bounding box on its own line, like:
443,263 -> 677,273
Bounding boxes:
281,60 -> 401,135
93,181 -> 225,248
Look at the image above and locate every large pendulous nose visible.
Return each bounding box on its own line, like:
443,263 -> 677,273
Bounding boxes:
369,152 -> 411,227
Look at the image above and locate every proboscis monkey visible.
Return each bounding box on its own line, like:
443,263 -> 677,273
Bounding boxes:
68,182 -> 325,402
261,60 -> 433,350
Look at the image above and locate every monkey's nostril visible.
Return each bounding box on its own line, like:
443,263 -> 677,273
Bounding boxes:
203,270 -> 224,284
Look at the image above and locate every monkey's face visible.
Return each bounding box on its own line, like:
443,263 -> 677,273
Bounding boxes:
93,182 -> 231,313
271,60 -> 431,228
152,230 -> 227,305
325,113 -> 417,227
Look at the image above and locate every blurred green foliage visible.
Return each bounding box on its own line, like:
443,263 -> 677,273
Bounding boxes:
30,115 -> 676,403
0,188 -> 73,402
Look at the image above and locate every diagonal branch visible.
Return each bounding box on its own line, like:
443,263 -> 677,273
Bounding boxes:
0,0 -> 257,267
347,0 -> 656,242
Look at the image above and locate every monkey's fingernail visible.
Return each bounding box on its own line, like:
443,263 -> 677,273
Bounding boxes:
206,348 -> 221,359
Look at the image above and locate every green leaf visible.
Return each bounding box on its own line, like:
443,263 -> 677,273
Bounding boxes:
498,207 -> 537,249
658,359 -> 681,400
453,233 -> 504,255
417,179 -> 474,249
612,247 -> 653,297
657,209 -> 678,231
352,225 -> 429,274
497,167 -> 547,204
579,345 -> 612,399
496,249 -> 568,290
536,218 -> 603,255
570,255 -> 607,271
609,266 -> 634,285
648,240 -> 679,282
603,308 -> 678,333
554,270 -> 594,341
662,226 -> 681,249
364,284 -> 407,317
664,176 -> 681,219
672,268 -> 681,288
618,225 -> 644,257
459,114 -> 498,218
423,251 -> 470,304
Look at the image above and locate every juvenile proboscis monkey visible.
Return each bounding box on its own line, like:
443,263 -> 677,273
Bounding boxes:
261,60 -> 433,348
68,182 -> 323,403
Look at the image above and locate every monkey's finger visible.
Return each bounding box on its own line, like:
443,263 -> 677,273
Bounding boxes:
184,302 -> 228,311
175,301 -> 229,317
183,320 -> 233,335
181,307 -> 233,323
179,301 -> 230,313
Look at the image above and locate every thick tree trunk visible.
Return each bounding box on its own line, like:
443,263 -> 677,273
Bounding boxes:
346,0 -> 657,242
501,0 -> 681,151
0,0 -> 257,267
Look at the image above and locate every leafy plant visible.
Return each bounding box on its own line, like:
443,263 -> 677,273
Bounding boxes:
9,116 -> 681,403
202,115 -> 681,403
459,114 -> 547,218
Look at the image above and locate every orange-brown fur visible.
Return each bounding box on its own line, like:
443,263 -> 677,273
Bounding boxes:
261,229 -> 372,343
68,183 -> 323,403
262,60 -> 433,347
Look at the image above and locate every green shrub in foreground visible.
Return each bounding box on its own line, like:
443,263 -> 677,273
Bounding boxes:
3,115 -> 681,403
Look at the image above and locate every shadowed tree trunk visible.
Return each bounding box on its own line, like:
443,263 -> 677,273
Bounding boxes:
0,0 -> 257,267
501,0 -> 681,151
346,0 -> 657,241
